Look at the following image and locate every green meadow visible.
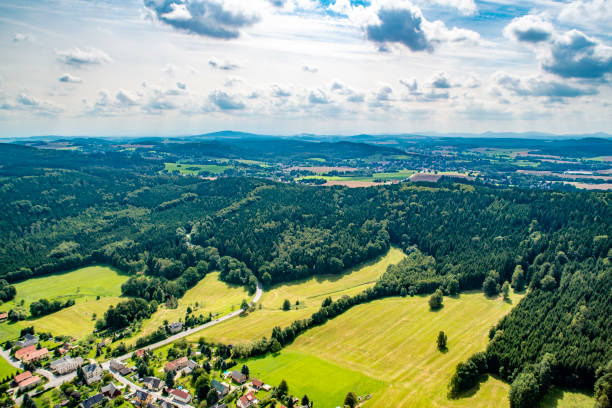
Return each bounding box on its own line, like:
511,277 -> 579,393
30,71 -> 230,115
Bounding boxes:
164,162 -> 231,175
0,265 -> 128,342
0,355 -> 18,379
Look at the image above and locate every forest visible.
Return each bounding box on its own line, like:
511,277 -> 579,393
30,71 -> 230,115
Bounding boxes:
0,142 -> 610,406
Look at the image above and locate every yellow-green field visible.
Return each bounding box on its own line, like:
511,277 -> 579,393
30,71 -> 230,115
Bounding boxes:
539,387 -> 593,407
185,247 -> 406,344
241,291 -> 524,408
0,354 -> 18,379
128,272 -> 249,345
0,265 -> 128,341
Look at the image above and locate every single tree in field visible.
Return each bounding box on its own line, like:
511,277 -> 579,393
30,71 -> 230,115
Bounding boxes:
241,364 -> 250,378
429,289 -> 443,310
501,281 -> 510,300
344,391 -> 358,408
437,331 -> 448,351
301,395 -> 310,407
277,379 -> 289,397
241,299 -> 249,310
282,299 -> 291,311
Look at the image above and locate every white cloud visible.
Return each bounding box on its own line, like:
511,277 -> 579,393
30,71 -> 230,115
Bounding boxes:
504,15 -> 554,43
59,73 -> 83,83
56,47 -> 112,67
558,0 -> 612,29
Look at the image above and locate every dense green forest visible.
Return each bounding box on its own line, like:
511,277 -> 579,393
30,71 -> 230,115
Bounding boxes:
0,143 -> 610,404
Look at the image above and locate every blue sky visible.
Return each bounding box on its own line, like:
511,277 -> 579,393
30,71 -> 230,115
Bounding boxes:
0,0 -> 610,136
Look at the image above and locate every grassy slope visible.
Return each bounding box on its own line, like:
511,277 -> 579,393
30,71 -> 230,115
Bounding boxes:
185,246 -> 406,344
0,265 -> 128,342
241,291 -> 523,408
128,272 -> 249,346
0,354 -> 18,378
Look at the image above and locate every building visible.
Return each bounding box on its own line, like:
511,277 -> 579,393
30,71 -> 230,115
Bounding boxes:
210,404 -> 227,408
16,334 -> 39,348
0,312 -> 7,322
251,379 -> 263,390
135,349 -> 145,358
50,356 -> 84,375
119,366 -> 133,376
80,393 -> 106,408
187,360 -> 199,370
169,389 -> 191,404
109,360 -> 126,372
101,383 -> 121,398
18,375 -> 42,392
164,357 -> 188,373
237,392 -> 258,408
143,377 -> 164,391
82,363 -> 103,385
210,379 -> 229,397
21,348 -> 49,363
167,322 -> 183,334
13,371 -> 33,386
14,345 -> 37,360
133,390 -> 155,406
230,370 -> 246,384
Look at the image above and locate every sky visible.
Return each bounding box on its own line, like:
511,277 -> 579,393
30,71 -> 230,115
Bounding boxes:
0,0 -> 611,137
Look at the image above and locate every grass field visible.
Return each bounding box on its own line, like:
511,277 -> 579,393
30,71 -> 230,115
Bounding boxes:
0,265 -> 128,342
236,291 -> 524,408
241,351 -> 387,406
298,169 -> 416,183
128,272 -> 250,346
0,354 -> 18,379
184,247 -> 407,345
164,162 -> 231,175
539,387 -> 593,407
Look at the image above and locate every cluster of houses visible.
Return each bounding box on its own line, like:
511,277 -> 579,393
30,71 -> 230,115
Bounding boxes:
110,360 -> 134,376
163,357 -> 199,375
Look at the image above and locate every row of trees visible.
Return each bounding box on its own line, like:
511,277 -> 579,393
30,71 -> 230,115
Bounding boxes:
30,298 -> 75,317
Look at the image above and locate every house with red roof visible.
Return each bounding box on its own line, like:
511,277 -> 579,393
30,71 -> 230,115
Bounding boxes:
21,348 -> 48,363
18,375 -> 41,391
169,389 -> 191,404
251,379 -> 264,390
237,391 -> 258,408
14,345 -> 37,360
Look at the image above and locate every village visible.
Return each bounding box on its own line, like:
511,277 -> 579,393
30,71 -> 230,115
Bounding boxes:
0,324 -> 313,408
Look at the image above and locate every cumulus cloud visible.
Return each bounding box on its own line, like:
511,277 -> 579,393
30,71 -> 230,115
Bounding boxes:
504,15 -> 554,43
373,85 -> 393,101
308,88 -> 330,104
465,75 -> 481,88
362,1 -> 480,52
302,65 -> 319,73
209,58 -> 239,70
59,73 -> 83,83
144,0 -> 261,39
176,81 -> 186,90
116,89 -> 139,106
0,93 -> 63,115
271,84 -> 292,98
495,72 -> 598,98
559,0 -> 612,29
208,90 -> 245,110
56,47 -> 111,67
542,30 -> 612,79
430,71 -> 452,88
223,76 -> 242,87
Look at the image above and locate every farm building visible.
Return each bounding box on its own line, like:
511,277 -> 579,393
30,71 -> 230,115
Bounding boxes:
251,379 -> 263,390
101,383 -> 121,398
167,322 -> 183,333
80,393 -> 106,408
210,379 -> 229,397
18,375 -> 42,391
164,357 -> 188,373
16,334 -> 39,348
21,348 -> 49,363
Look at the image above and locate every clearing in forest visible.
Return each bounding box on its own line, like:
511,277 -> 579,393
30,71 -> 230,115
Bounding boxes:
0,265 -> 128,342
185,246 -> 407,345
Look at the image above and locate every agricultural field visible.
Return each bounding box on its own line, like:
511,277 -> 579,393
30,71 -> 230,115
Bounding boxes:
164,162 -> 231,175
128,272 -> 250,346
0,265 -> 128,342
185,247 -> 407,345
237,291 -> 524,408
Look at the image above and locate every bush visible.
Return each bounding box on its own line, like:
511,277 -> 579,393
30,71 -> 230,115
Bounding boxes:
429,289 -> 443,310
